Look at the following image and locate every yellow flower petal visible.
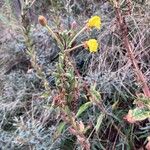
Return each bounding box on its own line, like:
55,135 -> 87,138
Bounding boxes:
85,39 -> 98,53
87,16 -> 101,29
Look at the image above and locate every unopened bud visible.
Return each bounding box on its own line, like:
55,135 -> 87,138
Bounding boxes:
71,21 -> 77,30
38,15 -> 47,26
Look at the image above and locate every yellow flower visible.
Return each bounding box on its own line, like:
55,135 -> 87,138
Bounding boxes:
87,16 -> 101,29
84,39 -> 98,53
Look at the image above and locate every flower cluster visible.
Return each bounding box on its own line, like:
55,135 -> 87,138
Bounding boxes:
85,16 -> 101,52
38,15 -> 101,53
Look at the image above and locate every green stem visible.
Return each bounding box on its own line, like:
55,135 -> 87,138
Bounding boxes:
68,26 -> 87,48
64,43 -> 84,53
45,25 -> 63,47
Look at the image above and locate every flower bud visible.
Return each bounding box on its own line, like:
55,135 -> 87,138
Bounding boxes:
71,21 -> 77,30
38,15 -> 47,26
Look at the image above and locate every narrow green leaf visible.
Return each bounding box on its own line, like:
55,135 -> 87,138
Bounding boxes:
57,122 -> 66,134
95,113 -> 105,132
76,102 -> 92,117
90,85 -> 101,102
53,122 -> 66,140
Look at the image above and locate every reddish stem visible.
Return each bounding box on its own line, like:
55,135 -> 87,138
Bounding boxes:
114,1 -> 150,97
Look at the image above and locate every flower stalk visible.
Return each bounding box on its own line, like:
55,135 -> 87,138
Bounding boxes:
38,15 -> 63,48
65,43 -> 84,53
68,26 -> 87,48
45,25 -> 63,48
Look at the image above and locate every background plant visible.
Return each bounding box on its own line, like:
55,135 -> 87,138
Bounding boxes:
0,0 -> 150,149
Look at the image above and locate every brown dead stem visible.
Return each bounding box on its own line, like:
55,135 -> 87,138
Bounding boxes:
113,0 -> 150,97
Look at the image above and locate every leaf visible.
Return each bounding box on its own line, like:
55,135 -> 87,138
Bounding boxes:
65,72 -> 72,79
57,122 -> 66,134
95,113 -> 105,132
90,85 -> 101,103
134,95 -> 150,109
146,136 -> 150,150
53,122 -> 66,140
40,91 -> 51,99
112,100 -> 119,110
76,102 -> 92,117
124,108 -> 150,123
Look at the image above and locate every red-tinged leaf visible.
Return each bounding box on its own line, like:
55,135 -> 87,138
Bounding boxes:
124,108 -> 150,123
124,110 -> 137,123
146,141 -> 150,150
146,137 -> 150,150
